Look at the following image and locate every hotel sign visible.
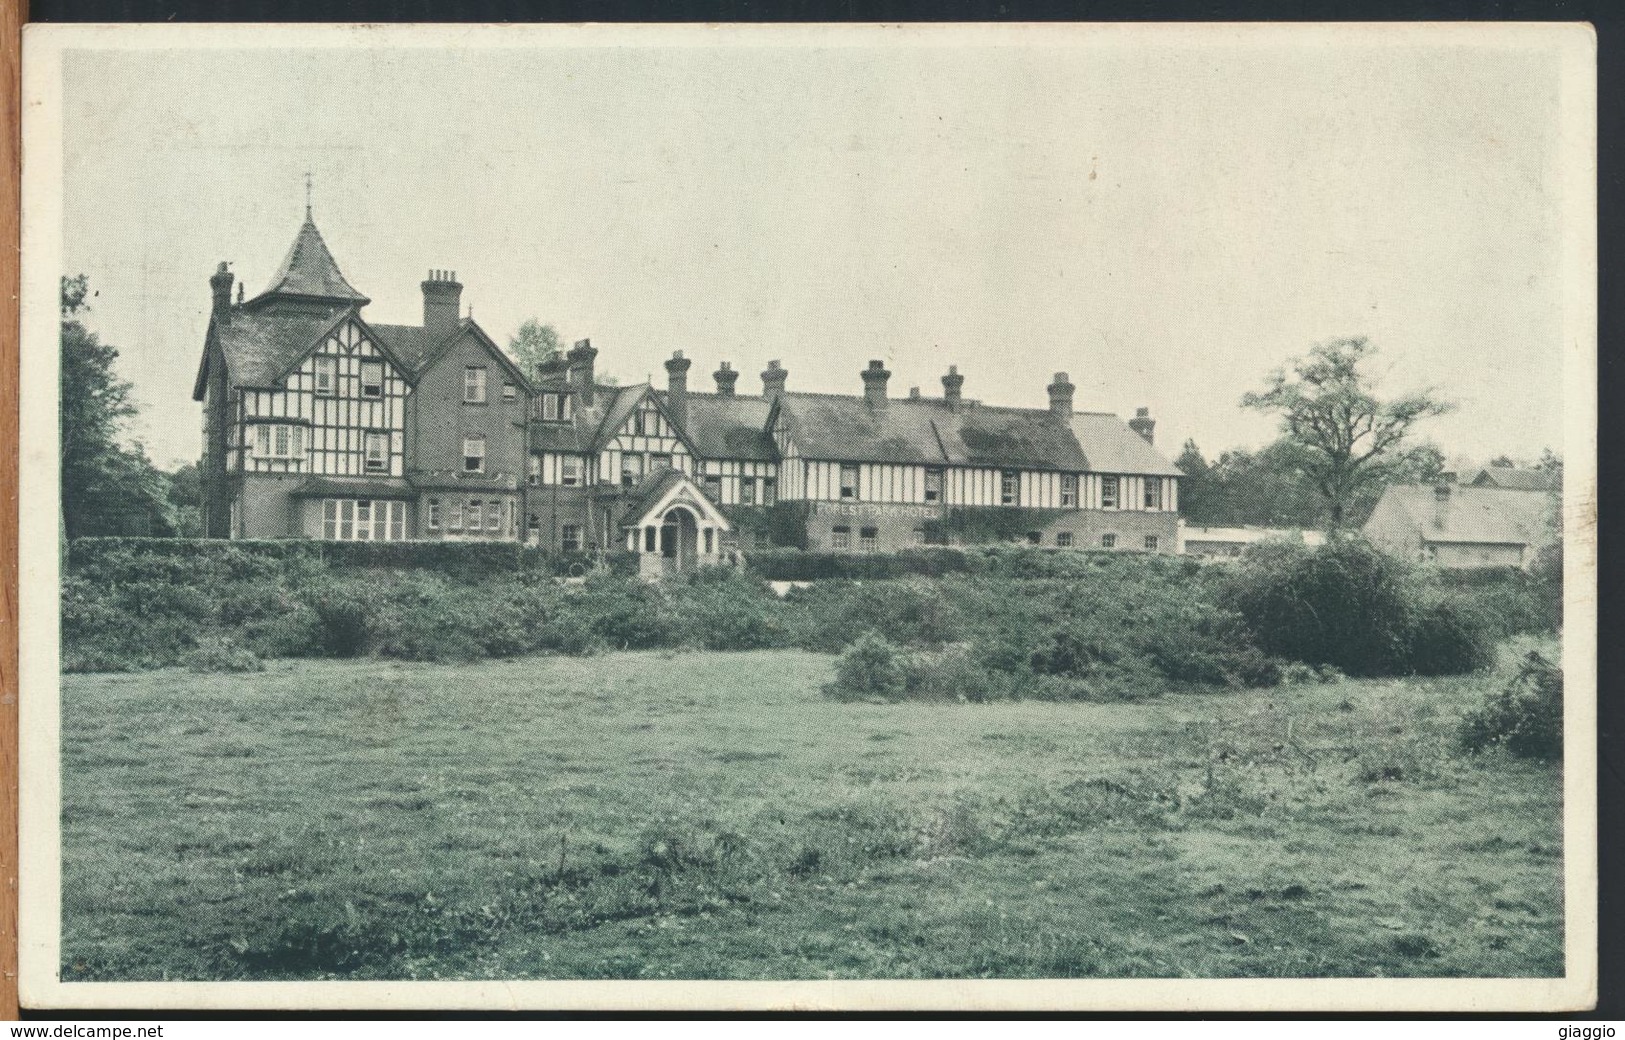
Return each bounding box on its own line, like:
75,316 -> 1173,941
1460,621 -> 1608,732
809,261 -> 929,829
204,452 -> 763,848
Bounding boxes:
813,502 -> 943,520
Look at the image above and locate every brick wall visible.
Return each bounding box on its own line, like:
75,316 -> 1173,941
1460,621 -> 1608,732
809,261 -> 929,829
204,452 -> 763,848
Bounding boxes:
409,333 -> 529,486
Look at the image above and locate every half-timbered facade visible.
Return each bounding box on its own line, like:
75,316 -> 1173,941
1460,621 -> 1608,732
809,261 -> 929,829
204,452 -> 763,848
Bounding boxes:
199,214 -> 1182,563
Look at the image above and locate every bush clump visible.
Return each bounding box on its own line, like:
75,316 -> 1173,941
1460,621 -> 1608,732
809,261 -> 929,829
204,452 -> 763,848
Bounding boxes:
182,637 -> 265,673
1459,651 -> 1563,761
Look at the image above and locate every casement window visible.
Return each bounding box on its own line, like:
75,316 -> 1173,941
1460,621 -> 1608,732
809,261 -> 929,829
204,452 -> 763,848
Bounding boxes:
322,499 -> 405,542
924,468 -> 943,503
1025,531 -> 1041,545
1001,470 -> 1020,506
427,498 -> 441,530
486,500 -> 501,531
1101,476 -> 1120,509
650,453 -> 672,472
703,474 -> 722,501
740,477 -> 756,505
859,527 -> 879,553
1060,474 -> 1079,508
1144,478 -> 1163,510
542,394 -> 560,421
448,501 -> 464,531
621,453 -> 643,488
364,432 -> 388,473
1055,531 -> 1074,547
1144,535 -> 1160,552
360,361 -> 384,399
831,525 -> 852,550
561,456 -> 582,486
839,464 -> 859,500
463,435 -> 485,473
762,477 -> 777,506
1101,533 -> 1117,549
502,381 -> 517,400
314,357 -> 337,396
561,524 -> 582,552
252,423 -> 305,462
464,500 -> 483,534
527,456 -> 541,487
464,367 -> 487,404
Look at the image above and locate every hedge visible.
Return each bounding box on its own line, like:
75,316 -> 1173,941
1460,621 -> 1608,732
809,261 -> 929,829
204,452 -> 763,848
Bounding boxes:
742,545 -> 1202,582
68,537 -> 639,580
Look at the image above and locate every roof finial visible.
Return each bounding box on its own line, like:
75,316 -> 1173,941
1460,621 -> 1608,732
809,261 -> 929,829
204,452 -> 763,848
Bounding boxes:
304,170 -> 313,221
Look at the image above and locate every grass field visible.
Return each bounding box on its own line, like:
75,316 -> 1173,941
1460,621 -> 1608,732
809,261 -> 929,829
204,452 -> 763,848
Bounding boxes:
61,645 -> 1563,981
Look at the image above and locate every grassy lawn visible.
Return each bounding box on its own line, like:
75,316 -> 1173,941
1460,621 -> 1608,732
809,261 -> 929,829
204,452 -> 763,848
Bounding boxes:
61,646 -> 1562,981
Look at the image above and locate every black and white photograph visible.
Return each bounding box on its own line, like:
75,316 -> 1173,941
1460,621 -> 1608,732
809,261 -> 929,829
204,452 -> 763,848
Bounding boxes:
17,22 -> 1596,1011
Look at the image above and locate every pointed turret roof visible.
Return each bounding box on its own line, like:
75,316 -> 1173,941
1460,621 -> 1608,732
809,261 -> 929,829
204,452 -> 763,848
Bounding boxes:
246,216 -> 369,307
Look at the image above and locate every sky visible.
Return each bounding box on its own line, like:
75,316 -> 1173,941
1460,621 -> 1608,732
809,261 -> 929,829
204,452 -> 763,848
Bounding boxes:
57,29 -> 1576,470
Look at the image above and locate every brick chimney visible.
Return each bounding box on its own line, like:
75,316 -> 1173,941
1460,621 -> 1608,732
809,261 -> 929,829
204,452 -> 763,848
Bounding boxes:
210,262 -> 234,327
942,365 -> 964,411
535,348 -> 569,383
761,359 -> 788,401
421,269 -> 463,340
1047,372 -> 1075,418
1128,407 -> 1156,445
714,361 -> 739,398
861,360 -> 891,408
665,350 -> 692,431
568,338 -> 598,407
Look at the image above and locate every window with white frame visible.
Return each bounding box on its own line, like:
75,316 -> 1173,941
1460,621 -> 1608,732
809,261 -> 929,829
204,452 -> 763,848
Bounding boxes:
762,477 -> 777,506
1060,474 -> 1078,508
1056,531 -> 1074,547
360,360 -> 384,399
464,367 -> 487,404
561,456 -> 582,486
252,423 -> 306,462
364,432 -> 388,473
542,394 -> 560,421
740,477 -> 756,505
621,453 -> 642,488
427,498 -> 441,530
463,435 -> 485,473
1101,476 -> 1120,509
831,525 -> 851,550
1144,478 -> 1163,510
502,381 -> 517,400
859,527 -> 879,552
486,500 -> 502,532
561,524 -> 582,552
448,501 -> 464,531
314,357 -> 336,396
527,455 -> 541,486
1101,533 -> 1117,549
1144,534 -> 1160,551
322,499 -> 405,541
839,464 -> 859,500
1001,470 -> 1020,506
703,474 -> 722,501
650,453 -> 672,472
924,468 -> 943,503
467,500 -> 483,533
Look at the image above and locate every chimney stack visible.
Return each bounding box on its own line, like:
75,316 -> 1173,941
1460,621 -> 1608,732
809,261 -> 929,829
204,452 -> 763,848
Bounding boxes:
210,262 -> 234,327
861,360 -> 891,408
1433,483 -> 1452,530
942,365 -> 964,411
421,269 -> 463,340
568,338 -> 598,407
714,361 -> 739,398
1128,407 -> 1156,445
908,386 -> 921,400
1047,372 -> 1075,419
664,350 -> 692,430
761,359 -> 788,401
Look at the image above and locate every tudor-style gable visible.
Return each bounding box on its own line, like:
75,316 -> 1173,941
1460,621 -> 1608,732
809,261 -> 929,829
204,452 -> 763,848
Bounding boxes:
593,385 -> 698,488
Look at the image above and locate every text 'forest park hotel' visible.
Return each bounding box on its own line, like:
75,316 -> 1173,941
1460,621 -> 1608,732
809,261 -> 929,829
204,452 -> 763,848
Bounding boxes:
195,212 -> 1183,572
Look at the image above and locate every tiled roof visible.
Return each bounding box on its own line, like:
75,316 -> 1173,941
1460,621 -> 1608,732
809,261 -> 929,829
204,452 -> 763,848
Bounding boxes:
619,468 -> 688,525
215,307 -> 352,389
592,384 -> 652,449
1369,485 -> 1552,546
665,392 -> 776,461
770,393 -> 1178,475
1465,467 -> 1556,492
289,476 -> 415,498
369,323 -> 450,373
247,218 -> 369,305
1069,413 -> 1186,477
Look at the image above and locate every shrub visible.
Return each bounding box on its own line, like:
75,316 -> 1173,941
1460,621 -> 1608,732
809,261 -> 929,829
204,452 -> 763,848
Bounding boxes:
1459,651 -> 1563,761
301,579 -> 377,657
669,573 -> 785,651
827,631 -> 907,699
182,637 -> 265,673
1404,598 -> 1496,675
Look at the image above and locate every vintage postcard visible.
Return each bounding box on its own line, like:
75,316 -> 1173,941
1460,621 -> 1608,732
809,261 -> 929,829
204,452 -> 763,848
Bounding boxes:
17,22 -> 1596,1011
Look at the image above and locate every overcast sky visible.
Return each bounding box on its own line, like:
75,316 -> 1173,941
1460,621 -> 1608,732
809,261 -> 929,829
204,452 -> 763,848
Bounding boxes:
59,29 -> 1575,470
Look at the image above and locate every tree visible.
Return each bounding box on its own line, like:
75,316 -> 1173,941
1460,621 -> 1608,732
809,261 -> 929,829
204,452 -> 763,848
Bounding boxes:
165,462 -> 204,537
508,318 -> 562,375
60,275 -> 179,538
1242,337 -> 1452,528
